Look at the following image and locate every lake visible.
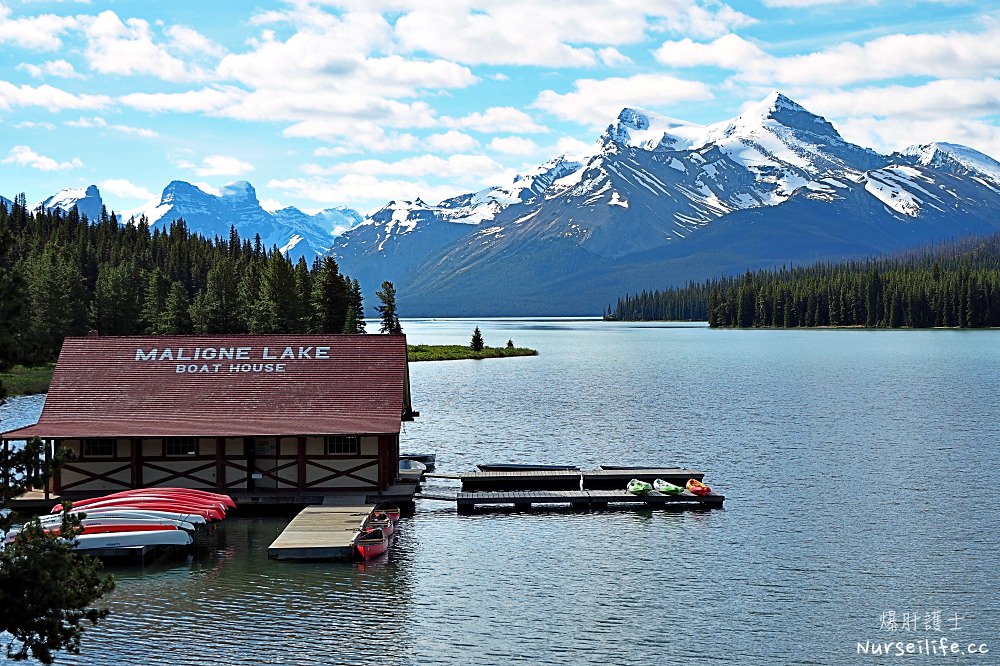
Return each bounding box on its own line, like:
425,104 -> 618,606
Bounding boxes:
1,319 -> 997,664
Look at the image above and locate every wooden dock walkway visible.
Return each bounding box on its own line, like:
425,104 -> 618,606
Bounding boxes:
266,505 -> 372,560
455,489 -> 724,513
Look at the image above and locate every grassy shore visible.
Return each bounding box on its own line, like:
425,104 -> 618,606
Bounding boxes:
0,346 -> 538,396
0,364 -> 56,396
407,344 -> 538,362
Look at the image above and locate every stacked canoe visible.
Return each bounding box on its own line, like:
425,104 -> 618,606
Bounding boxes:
4,488 -> 234,551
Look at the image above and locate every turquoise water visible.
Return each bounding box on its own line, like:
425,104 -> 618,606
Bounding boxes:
1,320 -> 998,664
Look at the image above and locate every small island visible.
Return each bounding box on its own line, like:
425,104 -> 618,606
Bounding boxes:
407,344 -> 538,362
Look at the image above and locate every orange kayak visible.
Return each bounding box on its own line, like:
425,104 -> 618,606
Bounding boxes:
685,479 -> 711,496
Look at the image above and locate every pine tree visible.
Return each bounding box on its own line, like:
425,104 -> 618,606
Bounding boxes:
470,326 -> 484,351
190,256 -> 242,333
157,281 -> 192,334
311,257 -> 350,333
350,278 -> 366,333
375,280 -> 402,334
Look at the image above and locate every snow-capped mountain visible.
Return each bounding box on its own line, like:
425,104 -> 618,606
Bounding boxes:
138,181 -> 354,262
330,92 -> 1000,315
36,185 -> 104,222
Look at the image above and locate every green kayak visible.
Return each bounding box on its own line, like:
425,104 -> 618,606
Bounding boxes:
626,479 -> 653,495
653,478 -> 685,495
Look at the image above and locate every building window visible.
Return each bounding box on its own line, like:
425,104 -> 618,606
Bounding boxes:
325,435 -> 359,455
83,438 -> 115,457
165,437 -> 197,456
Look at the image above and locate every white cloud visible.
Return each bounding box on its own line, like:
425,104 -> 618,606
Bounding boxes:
449,107 -> 549,133
268,174 -> 465,211
82,10 -> 204,82
801,79 -> 1000,121
193,155 -> 255,177
654,34 -> 767,69
14,120 -> 55,130
0,7 -> 79,51
488,136 -> 539,156
392,1 -> 753,66
65,115 -> 158,137
3,145 -> 83,171
17,59 -> 82,79
598,47 -> 632,67
165,25 -> 225,57
304,153 -> 504,179
0,80 -> 109,111
555,136 -> 597,161
426,130 -> 479,153
98,178 -> 154,200
119,87 -> 241,113
534,74 -> 713,126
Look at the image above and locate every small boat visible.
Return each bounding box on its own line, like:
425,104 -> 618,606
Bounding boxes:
71,529 -> 193,550
5,522 -> 182,545
355,528 -> 388,560
42,516 -> 197,531
626,479 -> 653,495
685,479 -> 711,496
57,488 -> 236,511
398,459 -> 427,472
400,453 -> 436,470
653,479 -> 685,495
373,503 -> 401,523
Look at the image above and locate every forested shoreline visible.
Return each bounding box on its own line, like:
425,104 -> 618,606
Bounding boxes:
0,196 -> 369,370
608,234 -> 1000,328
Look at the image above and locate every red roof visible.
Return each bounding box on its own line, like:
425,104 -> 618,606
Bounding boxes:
2,334 -> 411,439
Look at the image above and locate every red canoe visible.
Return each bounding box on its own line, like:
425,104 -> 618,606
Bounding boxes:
355,528 -> 388,560
60,498 -> 222,521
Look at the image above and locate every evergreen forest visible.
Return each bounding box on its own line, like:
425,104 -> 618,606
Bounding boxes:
0,195 -> 368,368
608,233 -> 1000,328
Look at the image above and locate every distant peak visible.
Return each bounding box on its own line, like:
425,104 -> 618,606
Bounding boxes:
616,107 -> 650,131
84,184 -> 101,197
735,91 -> 841,141
904,142 -> 1000,182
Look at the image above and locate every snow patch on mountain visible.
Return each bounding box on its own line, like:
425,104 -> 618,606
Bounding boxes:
904,142 -> 1000,184
36,184 -> 103,221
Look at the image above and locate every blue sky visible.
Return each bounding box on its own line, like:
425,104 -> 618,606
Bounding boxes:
1,0 -> 998,217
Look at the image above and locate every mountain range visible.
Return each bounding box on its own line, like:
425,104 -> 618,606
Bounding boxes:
12,92 -> 1000,315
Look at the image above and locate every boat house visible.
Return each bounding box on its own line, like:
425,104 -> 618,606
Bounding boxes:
1,334 -> 417,498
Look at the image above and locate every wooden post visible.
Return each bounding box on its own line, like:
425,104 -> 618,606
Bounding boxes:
297,436 -> 306,491
43,439 -> 51,500
216,437 -> 225,490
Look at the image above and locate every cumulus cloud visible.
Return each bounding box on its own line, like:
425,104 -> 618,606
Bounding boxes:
654,34 -> 768,69
268,175 -> 466,211
82,10 -> 206,82
392,1 -> 753,66
17,59 -> 82,79
0,80 -> 109,111
488,136 -> 539,156
66,115 -> 159,137
425,130 -> 479,153
448,107 -> 549,133
98,178 -> 154,200
534,74 -> 713,126
193,155 -> 255,177
0,6 -> 80,51
165,25 -> 225,57
304,153 -> 504,179
3,145 -> 83,171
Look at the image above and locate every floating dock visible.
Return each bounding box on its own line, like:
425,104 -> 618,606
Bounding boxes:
422,466 -> 724,513
455,488 -> 724,513
454,468 -> 704,492
266,505 -> 372,560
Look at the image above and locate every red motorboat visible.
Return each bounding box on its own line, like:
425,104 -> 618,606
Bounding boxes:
355,528 -> 388,560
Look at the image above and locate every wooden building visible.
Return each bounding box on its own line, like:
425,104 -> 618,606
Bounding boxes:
1,334 -> 417,497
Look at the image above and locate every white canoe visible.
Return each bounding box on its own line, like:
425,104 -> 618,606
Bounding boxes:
46,508 -> 207,525
71,529 -> 193,549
